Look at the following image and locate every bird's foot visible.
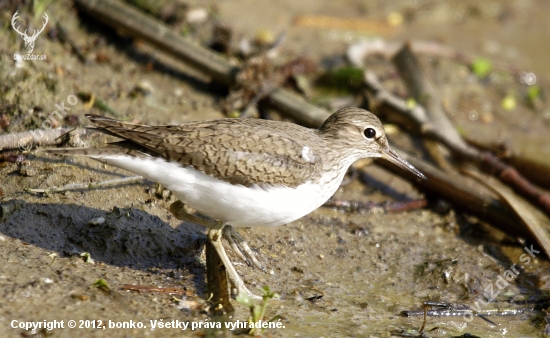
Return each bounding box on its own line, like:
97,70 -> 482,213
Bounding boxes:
208,227 -> 262,300
223,225 -> 266,272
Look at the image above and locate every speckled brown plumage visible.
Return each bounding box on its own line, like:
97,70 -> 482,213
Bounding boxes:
46,108 -> 391,188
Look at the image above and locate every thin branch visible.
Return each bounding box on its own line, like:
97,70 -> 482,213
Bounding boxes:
323,198 -> 427,213
402,307 -> 528,317
363,70 -> 550,217
73,0 -> 328,127
465,136 -> 550,191
392,43 -> 467,151
121,284 -> 186,295
346,38 -> 524,79
392,44 -> 464,171
25,176 -> 143,194
347,39 -> 461,67
462,169 -> 550,258
0,128 -> 86,151
240,82 -> 278,118
376,151 -> 535,244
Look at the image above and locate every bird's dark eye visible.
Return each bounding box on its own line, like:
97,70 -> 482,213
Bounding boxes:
363,128 -> 376,139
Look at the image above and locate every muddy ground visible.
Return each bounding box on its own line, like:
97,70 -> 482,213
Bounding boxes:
1,0 -> 550,337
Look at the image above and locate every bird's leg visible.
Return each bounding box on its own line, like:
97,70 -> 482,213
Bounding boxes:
169,201 -> 262,299
170,200 -> 217,228
208,224 -> 261,300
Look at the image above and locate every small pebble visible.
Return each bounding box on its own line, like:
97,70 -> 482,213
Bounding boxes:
88,217 -> 105,226
185,7 -> 208,24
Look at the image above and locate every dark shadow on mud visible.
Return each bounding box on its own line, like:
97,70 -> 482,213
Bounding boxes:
0,200 -> 208,294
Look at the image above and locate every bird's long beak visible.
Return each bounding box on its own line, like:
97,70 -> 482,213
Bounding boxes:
382,148 -> 427,180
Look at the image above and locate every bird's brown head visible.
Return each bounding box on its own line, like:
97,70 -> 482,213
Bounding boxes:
319,107 -> 426,180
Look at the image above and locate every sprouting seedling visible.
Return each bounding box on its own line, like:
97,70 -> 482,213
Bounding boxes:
236,285 -> 281,335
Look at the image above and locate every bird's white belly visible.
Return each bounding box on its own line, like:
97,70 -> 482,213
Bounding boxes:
99,155 -> 343,227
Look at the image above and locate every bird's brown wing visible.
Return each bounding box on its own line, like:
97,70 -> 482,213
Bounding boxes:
46,114 -> 322,188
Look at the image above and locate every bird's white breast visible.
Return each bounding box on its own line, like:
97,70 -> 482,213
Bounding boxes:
98,155 -> 346,227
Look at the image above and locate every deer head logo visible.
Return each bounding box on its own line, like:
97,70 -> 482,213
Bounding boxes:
11,11 -> 49,54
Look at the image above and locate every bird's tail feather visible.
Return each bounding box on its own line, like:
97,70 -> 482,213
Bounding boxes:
42,140 -> 150,158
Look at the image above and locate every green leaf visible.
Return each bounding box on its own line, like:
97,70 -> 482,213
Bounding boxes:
80,252 -> 95,264
93,278 -> 108,288
235,292 -> 253,307
405,97 -> 416,108
527,85 -> 541,103
501,95 -> 517,111
471,57 -> 493,78
315,66 -> 364,94
93,278 -> 110,293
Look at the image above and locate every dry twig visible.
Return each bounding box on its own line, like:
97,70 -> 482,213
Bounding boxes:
463,169 -> 550,258
25,176 -> 143,194
0,128 -> 89,151
122,284 -> 186,295
465,137 -> 550,191
323,198 -> 427,213
364,70 -> 550,217
392,44 -> 465,171
74,0 -> 327,127
376,150 -> 534,244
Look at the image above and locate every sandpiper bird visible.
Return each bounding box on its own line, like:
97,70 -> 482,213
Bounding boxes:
46,107 -> 425,298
